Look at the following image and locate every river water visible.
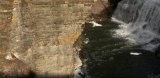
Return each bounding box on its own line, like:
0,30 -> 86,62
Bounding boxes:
76,0 -> 160,78
79,20 -> 160,78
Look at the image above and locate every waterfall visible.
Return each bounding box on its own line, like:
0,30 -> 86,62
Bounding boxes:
112,0 -> 160,51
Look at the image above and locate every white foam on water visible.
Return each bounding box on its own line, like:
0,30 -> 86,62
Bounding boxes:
83,38 -> 89,44
74,51 -> 86,78
112,17 -> 160,52
112,0 -> 160,52
74,67 -> 83,78
112,18 -> 136,43
130,52 -> 142,55
141,43 -> 160,51
74,58 -> 90,78
89,21 -> 102,27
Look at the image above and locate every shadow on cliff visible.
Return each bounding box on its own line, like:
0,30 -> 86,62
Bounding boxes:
86,0 -> 122,22
1,68 -> 74,78
1,72 -> 74,78
2,53 -> 74,78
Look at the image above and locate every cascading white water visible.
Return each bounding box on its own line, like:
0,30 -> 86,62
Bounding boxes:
112,0 -> 160,52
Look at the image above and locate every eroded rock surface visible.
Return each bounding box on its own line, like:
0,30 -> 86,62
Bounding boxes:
0,0 -> 95,77
87,0 -> 122,22
88,0 -> 110,21
0,0 -> 14,75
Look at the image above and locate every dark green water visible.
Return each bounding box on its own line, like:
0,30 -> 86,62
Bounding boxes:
80,20 -> 160,78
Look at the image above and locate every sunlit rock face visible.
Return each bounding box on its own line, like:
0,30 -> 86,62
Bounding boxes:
0,0 -> 14,75
0,0 -> 95,77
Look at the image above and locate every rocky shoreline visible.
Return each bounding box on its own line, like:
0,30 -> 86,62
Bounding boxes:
74,0 -> 123,78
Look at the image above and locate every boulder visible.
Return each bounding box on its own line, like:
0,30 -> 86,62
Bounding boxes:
86,0 -> 122,22
91,0 -> 108,15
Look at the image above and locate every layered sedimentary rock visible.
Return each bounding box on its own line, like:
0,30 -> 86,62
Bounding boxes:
0,0 -> 95,77
0,0 -> 14,76
0,0 -> 120,77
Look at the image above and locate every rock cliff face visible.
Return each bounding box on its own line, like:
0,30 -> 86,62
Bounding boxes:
0,0 -> 95,77
0,0 -> 14,76
0,0 -> 121,77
